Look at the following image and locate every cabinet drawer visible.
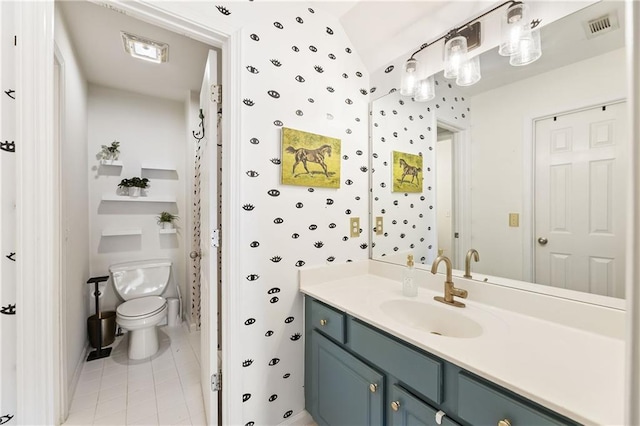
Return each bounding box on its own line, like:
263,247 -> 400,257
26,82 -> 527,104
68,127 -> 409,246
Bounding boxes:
458,372 -> 575,426
390,385 -> 460,426
349,319 -> 443,404
310,299 -> 346,343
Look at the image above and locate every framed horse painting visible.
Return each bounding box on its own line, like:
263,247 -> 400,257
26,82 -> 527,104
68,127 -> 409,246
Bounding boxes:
281,127 -> 341,189
392,151 -> 423,193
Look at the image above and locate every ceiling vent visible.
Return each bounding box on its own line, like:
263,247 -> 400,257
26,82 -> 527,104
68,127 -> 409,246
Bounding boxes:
583,13 -> 619,39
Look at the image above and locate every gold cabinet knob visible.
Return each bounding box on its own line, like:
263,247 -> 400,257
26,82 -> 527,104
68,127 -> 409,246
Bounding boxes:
319,319 -> 327,326
369,383 -> 378,393
391,401 -> 400,412
498,420 -> 512,426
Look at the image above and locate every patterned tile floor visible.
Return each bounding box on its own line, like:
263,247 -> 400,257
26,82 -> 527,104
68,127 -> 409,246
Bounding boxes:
64,325 -> 205,426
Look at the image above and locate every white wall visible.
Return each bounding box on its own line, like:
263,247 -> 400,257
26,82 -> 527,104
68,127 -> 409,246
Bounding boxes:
468,47 -> 626,280
54,5 -> 91,409
436,137 -> 453,258
87,85 -> 187,313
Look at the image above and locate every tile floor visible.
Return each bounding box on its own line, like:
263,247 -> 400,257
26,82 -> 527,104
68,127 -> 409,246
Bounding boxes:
64,324 -> 206,426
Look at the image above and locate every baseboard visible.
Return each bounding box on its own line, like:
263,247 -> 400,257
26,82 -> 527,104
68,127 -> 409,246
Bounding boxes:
67,342 -> 89,410
278,410 -> 316,426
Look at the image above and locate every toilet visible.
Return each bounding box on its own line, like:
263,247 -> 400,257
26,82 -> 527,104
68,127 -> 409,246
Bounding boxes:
109,259 -> 178,360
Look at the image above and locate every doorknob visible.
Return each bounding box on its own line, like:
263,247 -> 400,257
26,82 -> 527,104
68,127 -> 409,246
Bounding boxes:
190,251 -> 201,259
537,237 -> 548,245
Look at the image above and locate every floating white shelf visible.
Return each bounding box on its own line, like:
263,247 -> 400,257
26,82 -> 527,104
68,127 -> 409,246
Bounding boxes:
101,228 -> 142,237
102,194 -> 177,203
99,160 -> 123,167
141,164 -> 176,172
159,228 -> 177,234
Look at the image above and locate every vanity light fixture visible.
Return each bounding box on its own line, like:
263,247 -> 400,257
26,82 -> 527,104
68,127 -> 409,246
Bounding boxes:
399,1 -> 541,99
121,32 -> 169,64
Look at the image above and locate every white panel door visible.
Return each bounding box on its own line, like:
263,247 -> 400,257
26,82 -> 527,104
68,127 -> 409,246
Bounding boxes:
199,49 -> 219,424
535,102 -> 626,297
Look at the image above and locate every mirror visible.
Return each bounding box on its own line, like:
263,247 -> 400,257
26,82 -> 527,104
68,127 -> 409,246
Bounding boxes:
370,1 -> 627,303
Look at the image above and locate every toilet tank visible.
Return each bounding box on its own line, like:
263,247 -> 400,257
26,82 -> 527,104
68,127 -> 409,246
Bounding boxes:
109,259 -> 172,300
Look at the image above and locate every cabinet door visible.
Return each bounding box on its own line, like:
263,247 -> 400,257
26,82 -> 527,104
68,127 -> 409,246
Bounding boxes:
390,385 -> 460,426
309,331 -> 384,426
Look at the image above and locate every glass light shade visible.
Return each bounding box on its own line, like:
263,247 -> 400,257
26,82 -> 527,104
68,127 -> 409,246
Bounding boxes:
510,27 -> 542,66
400,58 -> 419,96
456,55 -> 481,86
499,3 -> 528,57
414,76 -> 435,102
444,36 -> 468,79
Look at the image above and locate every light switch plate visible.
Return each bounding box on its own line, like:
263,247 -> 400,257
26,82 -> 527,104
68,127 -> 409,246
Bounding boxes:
350,217 -> 360,238
375,216 -> 383,235
509,213 -> 519,227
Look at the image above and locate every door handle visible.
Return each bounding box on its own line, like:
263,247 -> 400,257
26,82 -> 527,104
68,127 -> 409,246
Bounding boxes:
190,251 -> 201,259
537,237 -> 548,245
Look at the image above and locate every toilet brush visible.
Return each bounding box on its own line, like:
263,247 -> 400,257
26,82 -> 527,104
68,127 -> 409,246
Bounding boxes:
86,275 -> 112,361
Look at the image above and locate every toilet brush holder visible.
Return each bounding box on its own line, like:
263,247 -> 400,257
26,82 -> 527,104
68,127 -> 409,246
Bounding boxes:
86,275 -> 112,361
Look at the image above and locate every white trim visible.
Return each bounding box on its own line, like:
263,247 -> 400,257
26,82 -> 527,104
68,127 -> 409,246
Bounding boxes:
67,343 -> 89,416
625,0 -> 640,423
16,1 -> 59,425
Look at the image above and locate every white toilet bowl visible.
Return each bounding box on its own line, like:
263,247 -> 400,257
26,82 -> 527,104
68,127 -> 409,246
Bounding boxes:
116,296 -> 167,359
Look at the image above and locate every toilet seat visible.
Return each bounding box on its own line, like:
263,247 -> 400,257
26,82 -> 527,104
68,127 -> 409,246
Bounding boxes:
117,296 -> 166,319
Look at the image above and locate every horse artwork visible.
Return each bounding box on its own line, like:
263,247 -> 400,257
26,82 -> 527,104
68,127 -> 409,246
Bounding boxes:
392,151 -> 423,193
282,127 -> 341,188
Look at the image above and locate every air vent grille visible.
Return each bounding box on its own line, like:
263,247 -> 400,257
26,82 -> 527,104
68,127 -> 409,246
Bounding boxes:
584,13 -> 619,39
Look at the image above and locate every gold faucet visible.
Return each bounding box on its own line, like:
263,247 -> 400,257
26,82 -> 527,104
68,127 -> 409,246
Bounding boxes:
463,249 -> 480,279
431,255 -> 468,308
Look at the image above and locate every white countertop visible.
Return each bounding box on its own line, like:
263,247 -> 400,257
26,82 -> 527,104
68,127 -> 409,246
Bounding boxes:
300,261 -> 625,425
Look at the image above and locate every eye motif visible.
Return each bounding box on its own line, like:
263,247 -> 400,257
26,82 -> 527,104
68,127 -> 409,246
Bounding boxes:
326,113 -> 334,120
420,196 -> 425,201
246,170 -> 259,177
326,198 -> 334,205
295,260 -> 306,267
314,65 -> 324,73
284,316 -> 294,324
242,204 -> 255,211
308,224 -> 317,230
270,256 -> 282,263
295,75 -> 305,83
296,17 -> 303,23
400,233 -> 406,238
269,394 -> 278,402
342,155 -> 349,160
270,297 -> 279,304
384,65 -> 395,73
380,110 -> 386,116
273,120 -> 283,127
265,330 -> 274,337
243,99 -> 255,106
246,274 -> 260,281
284,410 -> 293,419
290,333 -> 302,341
268,90 -> 280,99
345,179 -> 353,185
283,373 -> 291,379
392,220 -> 397,225
270,59 -> 282,67
244,318 -> 256,325
269,357 -> 280,366
273,217 -> 284,224
268,287 -> 280,294
393,132 -> 398,138
328,53 -> 336,60
360,89 -> 368,95
393,200 -> 398,206
380,182 -> 387,188
328,223 -> 336,229
326,27 -> 334,35
296,110 -> 303,116
370,87 -> 377,93
345,98 -> 353,105
342,236 -> 349,241
360,166 -> 368,172
308,7 -> 314,13
249,241 -> 259,248
296,202 -> 303,208
309,45 -> 317,52
393,247 -> 399,252
308,98 -> 315,103
345,209 -> 352,214
410,244 -> 415,248
291,46 -> 299,52
246,422 -> 255,426
246,66 -> 259,74
326,86 -> 335,93
307,188 -> 314,192
242,359 -> 254,367
313,241 -> 324,248
270,158 -> 281,165
326,256 -> 335,262
346,47 -> 352,53
250,137 -> 259,145
291,233 -> 299,239
215,6 -> 231,15
342,73 -> 348,79
243,394 -> 251,402
267,189 -> 280,197
273,22 -> 283,29
356,150 -> 363,155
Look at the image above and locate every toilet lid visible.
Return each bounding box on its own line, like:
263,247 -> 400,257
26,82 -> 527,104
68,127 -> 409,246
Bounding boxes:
117,296 -> 166,318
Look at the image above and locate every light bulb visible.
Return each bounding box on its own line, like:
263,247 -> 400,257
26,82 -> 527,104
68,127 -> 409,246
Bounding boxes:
400,58 -> 419,96
444,36 -> 468,79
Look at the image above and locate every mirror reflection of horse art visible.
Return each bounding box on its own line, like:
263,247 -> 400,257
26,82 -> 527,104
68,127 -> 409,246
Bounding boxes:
392,151 -> 423,193
281,127 -> 341,188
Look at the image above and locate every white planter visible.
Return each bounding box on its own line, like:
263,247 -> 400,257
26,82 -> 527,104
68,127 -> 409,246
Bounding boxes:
161,222 -> 174,230
129,187 -> 141,197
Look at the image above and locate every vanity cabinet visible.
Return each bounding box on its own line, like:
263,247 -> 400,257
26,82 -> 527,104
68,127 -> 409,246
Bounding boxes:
304,297 -> 579,426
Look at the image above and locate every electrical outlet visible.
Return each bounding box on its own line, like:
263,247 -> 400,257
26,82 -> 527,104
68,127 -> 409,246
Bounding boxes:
509,213 -> 519,227
350,217 -> 360,238
375,216 -> 383,235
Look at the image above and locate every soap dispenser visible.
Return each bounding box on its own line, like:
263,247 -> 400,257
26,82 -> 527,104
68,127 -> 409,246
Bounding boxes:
402,254 -> 417,297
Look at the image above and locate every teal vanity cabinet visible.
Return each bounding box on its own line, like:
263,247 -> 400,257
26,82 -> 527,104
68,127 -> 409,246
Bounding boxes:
304,296 -> 580,426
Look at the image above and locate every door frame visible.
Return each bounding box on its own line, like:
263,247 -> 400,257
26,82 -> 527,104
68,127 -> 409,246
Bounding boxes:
15,1 -> 243,424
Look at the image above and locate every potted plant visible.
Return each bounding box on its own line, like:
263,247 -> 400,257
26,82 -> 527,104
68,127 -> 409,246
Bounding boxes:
99,141 -> 120,164
118,177 -> 149,197
157,211 -> 178,229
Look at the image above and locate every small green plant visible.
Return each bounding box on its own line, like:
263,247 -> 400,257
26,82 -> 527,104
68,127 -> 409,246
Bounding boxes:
100,140 -> 120,161
157,211 -> 178,224
118,177 -> 150,189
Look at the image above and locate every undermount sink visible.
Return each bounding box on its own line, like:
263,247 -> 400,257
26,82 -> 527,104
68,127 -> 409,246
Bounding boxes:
379,299 -> 483,338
